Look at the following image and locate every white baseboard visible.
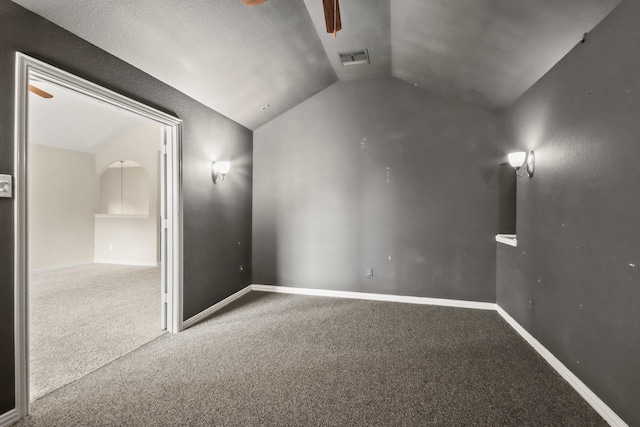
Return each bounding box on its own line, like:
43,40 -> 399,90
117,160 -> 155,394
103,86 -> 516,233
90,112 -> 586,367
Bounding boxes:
0,409 -> 18,427
93,260 -> 159,267
251,283 -> 626,425
496,306 -> 628,427
30,260 -> 94,274
251,284 -> 496,310
182,285 -> 253,330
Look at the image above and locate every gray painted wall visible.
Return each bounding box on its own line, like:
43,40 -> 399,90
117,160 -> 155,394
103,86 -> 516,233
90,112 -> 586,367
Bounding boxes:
4,0 -> 635,423
497,0 -> 640,424
0,1 -> 252,413
253,77 -> 501,302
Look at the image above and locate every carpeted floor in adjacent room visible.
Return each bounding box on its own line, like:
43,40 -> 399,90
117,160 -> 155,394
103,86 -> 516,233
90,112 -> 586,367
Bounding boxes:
30,264 -> 165,400
20,291 -> 606,426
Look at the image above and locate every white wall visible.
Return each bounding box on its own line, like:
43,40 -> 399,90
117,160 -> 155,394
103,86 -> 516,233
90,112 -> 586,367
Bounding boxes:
100,166 -> 150,215
28,144 -> 98,271
94,122 -> 161,266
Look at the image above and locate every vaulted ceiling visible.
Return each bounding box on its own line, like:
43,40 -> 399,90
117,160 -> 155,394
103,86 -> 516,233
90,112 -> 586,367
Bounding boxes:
13,0 -> 622,130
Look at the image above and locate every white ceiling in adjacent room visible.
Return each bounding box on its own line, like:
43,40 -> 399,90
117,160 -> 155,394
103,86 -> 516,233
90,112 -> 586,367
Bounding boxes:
28,80 -> 153,154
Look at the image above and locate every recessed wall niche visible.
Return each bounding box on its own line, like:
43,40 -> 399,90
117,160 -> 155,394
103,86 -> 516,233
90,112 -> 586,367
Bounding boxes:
498,163 -> 517,234
99,160 -> 150,216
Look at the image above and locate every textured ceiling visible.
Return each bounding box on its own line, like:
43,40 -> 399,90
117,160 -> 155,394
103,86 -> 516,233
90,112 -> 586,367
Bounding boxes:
391,0 -> 623,112
13,0 -> 337,130
28,80 -> 151,154
13,0 -> 622,129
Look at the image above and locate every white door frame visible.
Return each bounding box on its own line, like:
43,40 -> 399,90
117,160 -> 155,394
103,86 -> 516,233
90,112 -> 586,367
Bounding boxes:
13,53 -> 184,418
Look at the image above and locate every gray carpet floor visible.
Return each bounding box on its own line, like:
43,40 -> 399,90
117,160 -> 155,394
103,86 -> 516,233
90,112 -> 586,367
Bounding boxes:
30,264 -> 165,400
20,292 -> 605,426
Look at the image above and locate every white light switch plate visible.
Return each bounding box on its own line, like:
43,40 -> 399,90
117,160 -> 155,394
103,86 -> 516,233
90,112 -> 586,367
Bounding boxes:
0,174 -> 12,198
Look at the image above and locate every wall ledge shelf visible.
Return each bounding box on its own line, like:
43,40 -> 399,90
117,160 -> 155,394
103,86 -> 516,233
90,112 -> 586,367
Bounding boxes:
94,214 -> 149,219
496,234 -> 517,247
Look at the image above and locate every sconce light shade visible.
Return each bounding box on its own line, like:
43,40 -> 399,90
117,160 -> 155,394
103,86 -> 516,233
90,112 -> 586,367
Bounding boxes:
508,152 -> 527,169
211,160 -> 231,183
508,151 -> 534,178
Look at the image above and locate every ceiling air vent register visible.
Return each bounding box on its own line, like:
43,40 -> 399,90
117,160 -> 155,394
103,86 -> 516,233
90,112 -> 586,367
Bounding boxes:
339,49 -> 369,67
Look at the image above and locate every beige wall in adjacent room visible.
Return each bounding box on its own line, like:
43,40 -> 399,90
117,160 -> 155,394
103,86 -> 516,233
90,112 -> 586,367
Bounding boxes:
94,122 -> 161,266
28,144 -> 98,271
100,166 -> 150,215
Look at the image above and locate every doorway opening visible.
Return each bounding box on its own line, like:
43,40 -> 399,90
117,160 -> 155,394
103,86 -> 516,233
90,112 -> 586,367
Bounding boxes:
14,53 -> 183,418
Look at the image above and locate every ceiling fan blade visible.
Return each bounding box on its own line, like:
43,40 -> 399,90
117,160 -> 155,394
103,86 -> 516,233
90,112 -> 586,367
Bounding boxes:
28,84 -> 53,99
322,0 -> 342,36
242,0 -> 268,6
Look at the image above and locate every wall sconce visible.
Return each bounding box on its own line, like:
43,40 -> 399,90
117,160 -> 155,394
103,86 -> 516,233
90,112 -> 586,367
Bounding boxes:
211,160 -> 230,183
508,151 -> 535,177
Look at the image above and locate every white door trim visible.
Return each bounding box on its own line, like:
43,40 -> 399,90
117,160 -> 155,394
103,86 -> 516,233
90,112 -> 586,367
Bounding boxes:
13,53 -> 184,419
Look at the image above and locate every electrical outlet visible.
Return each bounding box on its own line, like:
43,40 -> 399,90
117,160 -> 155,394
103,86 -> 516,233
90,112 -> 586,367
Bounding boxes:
366,268 -> 373,279
528,299 -> 534,312
0,174 -> 12,198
